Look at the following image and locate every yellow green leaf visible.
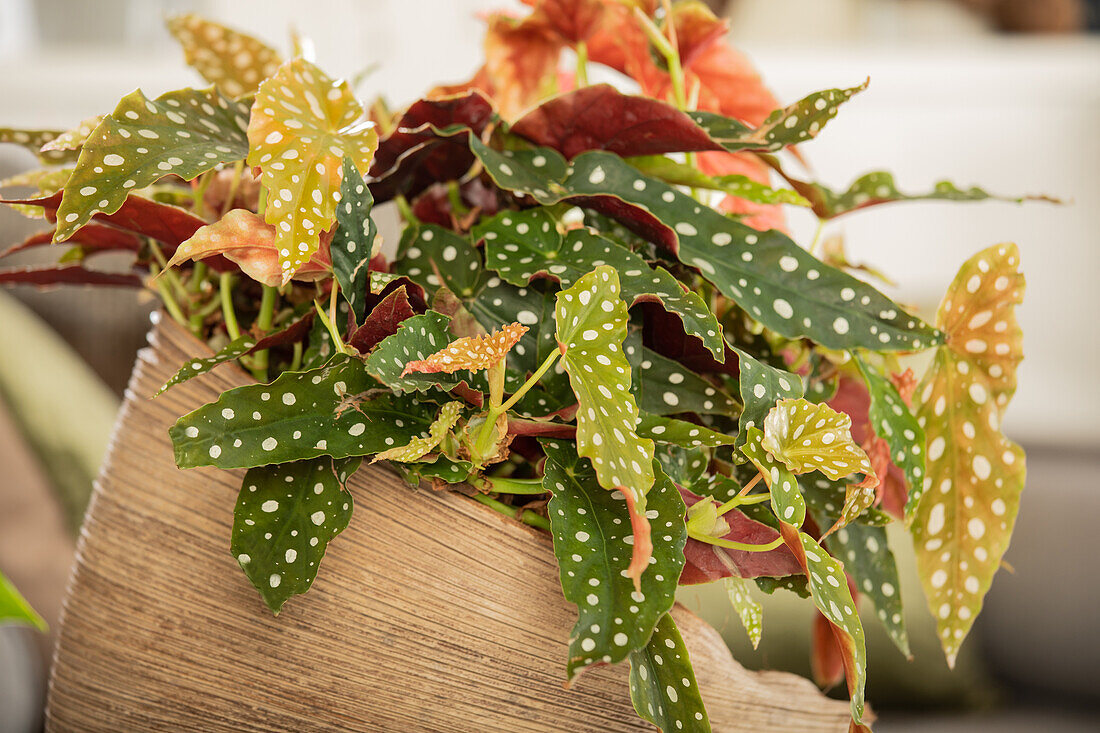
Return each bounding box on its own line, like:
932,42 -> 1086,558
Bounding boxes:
372,402 -> 464,463
246,59 -> 378,282
913,243 -> 1025,667
167,14 -> 283,98
762,398 -> 874,481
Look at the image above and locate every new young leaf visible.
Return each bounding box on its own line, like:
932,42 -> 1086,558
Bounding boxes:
167,14 -> 283,98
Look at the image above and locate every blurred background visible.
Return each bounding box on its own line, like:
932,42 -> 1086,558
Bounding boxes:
0,0 -> 1097,731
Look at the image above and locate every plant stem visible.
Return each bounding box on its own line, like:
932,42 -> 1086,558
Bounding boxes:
394,193 -> 416,224
290,341 -> 303,371
147,239 -> 189,304
575,40 -> 589,87
313,297 -> 348,355
149,264 -> 188,327
472,493 -> 551,531
809,219 -> 827,257
221,161 -> 245,217
250,285 -> 279,381
482,476 -> 547,495
473,348 -> 561,459
191,171 -> 213,221
687,528 -> 784,553
220,272 -> 241,340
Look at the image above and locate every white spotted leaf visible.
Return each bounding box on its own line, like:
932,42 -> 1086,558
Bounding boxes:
331,156 -> 377,322
231,456 -> 357,614
363,312 -> 464,394
636,413 -> 736,449
247,59 -> 378,281
372,402 -> 464,463
724,577 -> 763,649
395,222 -> 484,298
730,346 -> 803,451
157,334 -> 258,395
171,354 -> 434,469
468,137 -> 942,352
167,14 -> 283,98
54,87 -> 250,241
636,347 -> 738,418
402,323 -> 527,376
543,440 -> 685,680
741,426 -> 805,527
556,266 -> 656,586
762,398 -> 875,482
475,207 -> 725,359
913,243 -> 1025,667
627,612 -> 711,733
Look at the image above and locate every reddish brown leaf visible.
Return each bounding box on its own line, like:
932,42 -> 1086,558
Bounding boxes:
2,224 -> 140,259
482,13 -> 564,121
251,312 -> 315,353
811,612 -> 846,690
0,265 -> 142,288
524,0 -> 608,43
410,178 -> 501,230
348,286 -> 417,354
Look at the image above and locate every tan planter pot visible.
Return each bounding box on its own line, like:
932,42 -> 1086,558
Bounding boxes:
46,318 -> 852,731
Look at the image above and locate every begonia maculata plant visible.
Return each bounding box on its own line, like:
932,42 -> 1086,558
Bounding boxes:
0,2 -> 1048,729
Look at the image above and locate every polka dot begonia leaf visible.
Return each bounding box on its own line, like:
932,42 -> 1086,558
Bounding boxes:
542,440 -> 685,680
741,426 -> 805,527
756,574 -> 810,599
53,86 -> 251,242
38,116 -> 103,163
802,476 -> 892,529
302,311 -> 335,369
401,323 -> 527,377
372,401 -> 463,464
724,576 -> 764,649
474,207 -> 725,359
157,334 -> 258,395
800,170 -> 1057,221
823,521 -> 910,658
363,311 -> 464,394
761,398 -> 876,483
627,612 -> 711,733
624,154 -> 809,207
230,456 -> 357,614
0,127 -> 70,164
635,347 -> 738,418
556,266 -> 656,586
730,346 -> 803,451
171,354 -> 434,469
405,455 -> 474,485
467,135 -> 942,352
912,243 -> 1026,668
635,413 -> 736,449
688,80 -> 868,154
167,14 -> 283,99
855,357 -> 927,523
394,222 -> 485,298
780,526 -> 868,724
331,157 -> 378,322
246,59 -> 378,282
654,445 -> 709,490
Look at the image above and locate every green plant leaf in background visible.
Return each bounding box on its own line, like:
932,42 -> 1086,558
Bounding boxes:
475,207 -> 725,359
625,155 -> 808,207
543,440 -> 685,679
394,222 -> 484,298
157,334 -> 258,395
730,346 -> 802,450
247,58 -> 378,280
54,87 -> 251,241
913,243 -> 1026,667
331,156 -> 378,322
171,355 -> 433,469
0,571 -> 46,630
627,612 -> 710,733
555,266 -> 656,585
635,347 -> 738,418
167,14 -> 283,98
724,576 -> 763,649
231,456 -> 357,613
635,413 -> 735,449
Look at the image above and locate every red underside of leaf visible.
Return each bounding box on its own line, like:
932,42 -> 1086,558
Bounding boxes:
2,224 -> 141,259
812,611 -> 846,689
250,312 -> 315,353
348,286 -> 418,354
0,265 -> 143,288
622,489 -> 653,592
640,302 -> 738,377
568,194 -> 678,253
506,418 -> 576,438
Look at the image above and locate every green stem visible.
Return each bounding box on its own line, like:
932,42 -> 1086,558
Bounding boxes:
482,476 -> 547,495
472,493 -> 551,531
221,161 -> 245,217
715,492 -> 770,515
250,285 -> 279,381
394,193 -> 416,224
191,171 -> 213,221
220,272 -> 241,340
634,5 -> 686,110
575,40 -> 589,87
809,219 -> 827,257
290,341 -> 303,372
147,239 -> 189,304
687,529 -> 784,553
149,264 -> 188,327
472,348 -> 561,458
313,297 -> 348,355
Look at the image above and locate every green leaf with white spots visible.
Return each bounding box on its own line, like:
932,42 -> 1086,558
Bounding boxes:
856,357 -> 926,522
627,612 -> 710,733
467,136 -> 941,352
0,127 -> 74,164
373,401 -> 463,463
801,170 -> 1057,220
364,311 -> 471,394
724,577 -> 763,649
53,87 -> 250,241
0,571 -> 46,631
637,413 -> 734,448
804,355 -> 840,404
688,81 -> 867,153
543,441 -> 685,679
247,59 -> 378,281
742,427 -> 805,527
730,346 -> 802,451
625,155 -> 809,206
555,266 -> 656,584
803,475 -> 892,528
636,347 -> 738,417
157,334 -> 258,395
167,14 -> 283,98
231,456 -> 357,614
756,574 -> 810,598
762,398 -> 874,482
475,207 -> 724,359
394,222 -> 484,298
913,243 -> 1026,667
654,445 -> 709,489
331,157 -> 377,322
824,522 -> 910,657
782,528 -> 868,723
171,354 -> 433,469
302,313 -> 335,369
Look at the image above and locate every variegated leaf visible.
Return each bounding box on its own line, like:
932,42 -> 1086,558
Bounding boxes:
556,266 -> 655,585
364,311 -> 463,393
247,59 -> 378,280
331,156 -> 377,321
394,222 -> 484,297
741,426 -> 805,527
730,346 -> 803,450
167,14 -> 283,98
913,243 -> 1025,666
40,116 -> 102,161
628,613 -> 710,733
636,347 -> 738,417
158,334 -> 258,395
762,398 -> 874,482
626,154 -> 808,206
0,127 -> 72,164
373,402 -> 463,463
402,323 -> 527,376
475,207 -> 724,359
724,576 -> 763,649
636,413 -> 735,448
231,457 -> 357,613
543,440 -> 685,679
54,87 -> 250,241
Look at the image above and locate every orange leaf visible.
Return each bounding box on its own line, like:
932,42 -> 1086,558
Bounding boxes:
483,13 -> 564,121
400,322 -> 527,376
